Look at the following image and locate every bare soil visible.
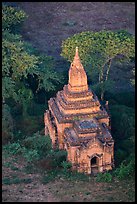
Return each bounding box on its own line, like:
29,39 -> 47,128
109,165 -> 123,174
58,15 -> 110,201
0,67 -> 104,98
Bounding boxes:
2,154 -> 59,202
17,2 -> 135,59
2,153 -> 135,202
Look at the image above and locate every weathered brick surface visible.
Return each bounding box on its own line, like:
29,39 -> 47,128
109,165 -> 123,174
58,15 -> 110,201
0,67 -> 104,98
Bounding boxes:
44,47 -> 114,174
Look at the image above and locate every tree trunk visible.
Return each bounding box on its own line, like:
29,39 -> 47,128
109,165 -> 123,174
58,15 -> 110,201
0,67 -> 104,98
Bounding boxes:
100,80 -> 104,101
100,63 -> 106,101
105,59 -> 112,81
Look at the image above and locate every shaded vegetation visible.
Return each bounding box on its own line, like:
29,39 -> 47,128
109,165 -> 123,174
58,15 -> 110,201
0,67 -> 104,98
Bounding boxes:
2,4 -> 65,143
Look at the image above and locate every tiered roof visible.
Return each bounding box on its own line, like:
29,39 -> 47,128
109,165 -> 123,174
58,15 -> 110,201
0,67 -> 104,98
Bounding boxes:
48,47 -> 113,148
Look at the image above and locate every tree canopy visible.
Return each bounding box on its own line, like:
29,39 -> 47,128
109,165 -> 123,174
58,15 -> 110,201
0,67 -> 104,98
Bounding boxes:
2,3 -> 63,140
61,30 -> 135,100
2,4 -> 63,104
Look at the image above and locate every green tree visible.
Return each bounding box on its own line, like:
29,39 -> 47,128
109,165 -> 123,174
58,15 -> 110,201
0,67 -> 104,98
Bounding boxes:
2,5 -> 63,112
61,30 -> 135,100
2,5 -> 63,140
2,31 -> 38,103
2,4 -> 27,31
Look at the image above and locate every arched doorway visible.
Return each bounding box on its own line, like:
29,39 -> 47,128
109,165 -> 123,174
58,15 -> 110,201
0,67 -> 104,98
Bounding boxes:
90,156 -> 98,174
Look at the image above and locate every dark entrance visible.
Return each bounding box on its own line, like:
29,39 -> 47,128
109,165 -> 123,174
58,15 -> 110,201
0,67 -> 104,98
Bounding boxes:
91,156 -> 98,174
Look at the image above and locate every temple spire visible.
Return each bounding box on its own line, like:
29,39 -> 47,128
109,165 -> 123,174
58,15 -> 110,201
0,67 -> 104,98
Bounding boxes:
72,47 -> 82,68
68,47 -> 88,92
74,46 -> 79,59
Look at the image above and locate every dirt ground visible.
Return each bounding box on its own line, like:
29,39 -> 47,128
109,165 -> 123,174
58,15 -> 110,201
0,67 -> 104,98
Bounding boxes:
2,153 -> 135,202
17,2 -> 135,59
2,154 -> 59,202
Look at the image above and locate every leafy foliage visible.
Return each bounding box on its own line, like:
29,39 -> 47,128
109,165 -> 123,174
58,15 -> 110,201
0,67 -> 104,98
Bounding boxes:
2,177 -> 32,185
61,30 -> 135,100
35,55 -> 63,92
3,142 -> 24,155
2,4 -> 27,30
113,156 -> 135,180
22,132 -> 52,158
96,172 -> 112,182
61,161 -> 72,170
2,4 -> 63,123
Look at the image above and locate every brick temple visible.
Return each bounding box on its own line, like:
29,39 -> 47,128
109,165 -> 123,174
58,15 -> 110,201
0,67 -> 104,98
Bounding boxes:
44,47 -> 114,174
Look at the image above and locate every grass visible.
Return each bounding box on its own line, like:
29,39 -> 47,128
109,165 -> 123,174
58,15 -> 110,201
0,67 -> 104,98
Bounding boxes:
10,166 -> 19,171
23,163 -> 39,174
2,177 -> 32,185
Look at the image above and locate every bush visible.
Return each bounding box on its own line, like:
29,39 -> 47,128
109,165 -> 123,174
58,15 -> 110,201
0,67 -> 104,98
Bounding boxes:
61,161 -> 72,170
3,142 -> 25,155
22,132 -> 52,158
15,115 -> 44,135
3,132 -> 53,163
66,171 -> 89,182
114,158 -> 135,180
46,149 -> 67,168
42,169 -> 59,184
2,177 -> 32,185
23,149 -> 40,162
96,172 -> 112,182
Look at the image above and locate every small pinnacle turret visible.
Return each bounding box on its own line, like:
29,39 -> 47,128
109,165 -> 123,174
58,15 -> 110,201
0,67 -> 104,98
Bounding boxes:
68,47 -> 88,92
71,47 -> 83,69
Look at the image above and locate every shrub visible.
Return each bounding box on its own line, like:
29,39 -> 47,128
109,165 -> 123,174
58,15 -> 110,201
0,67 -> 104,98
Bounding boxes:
47,150 -> 67,168
2,177 -> 32,185
96,172 -> 112,182
67,171 -> 89,182
3,142 -> 25,155
42,170 -> 59,184
61,161 -> 72,170
23,149 -> 40,162
114,158 -> 135,180
22,132 -> 52,158
15,115 -> 44,136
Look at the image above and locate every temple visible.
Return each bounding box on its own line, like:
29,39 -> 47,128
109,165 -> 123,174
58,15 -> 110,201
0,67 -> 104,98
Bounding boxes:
44,47 -> 114,174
